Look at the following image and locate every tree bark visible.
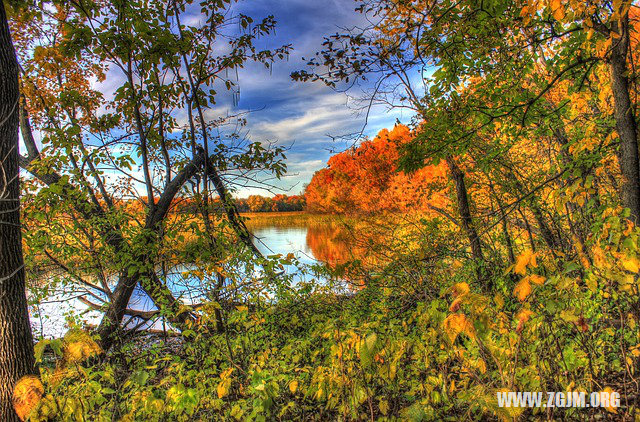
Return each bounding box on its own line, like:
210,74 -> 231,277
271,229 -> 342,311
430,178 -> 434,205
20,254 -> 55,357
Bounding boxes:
609,12 -> 640,223
445,156 -> 484,261
204,158 -> 263,259
488,181 -> 515,264
0,3 -> 36,420
508,172 -> 559,252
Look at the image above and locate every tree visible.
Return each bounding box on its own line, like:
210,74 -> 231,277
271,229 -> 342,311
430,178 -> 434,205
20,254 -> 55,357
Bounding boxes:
247,195 -> 276,212
304,125 -> 448,215
293,2 -> 489,268
601,3 -> 640,222
0,2 -> 35,420
13,0 -> 288,349
295,0 -> 640,279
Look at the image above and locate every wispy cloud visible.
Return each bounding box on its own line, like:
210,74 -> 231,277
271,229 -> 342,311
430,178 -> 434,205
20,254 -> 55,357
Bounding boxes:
82,0 -> 414,198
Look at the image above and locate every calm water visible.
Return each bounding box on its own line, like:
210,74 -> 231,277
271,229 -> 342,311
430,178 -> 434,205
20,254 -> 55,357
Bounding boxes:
30,223 -> 341,338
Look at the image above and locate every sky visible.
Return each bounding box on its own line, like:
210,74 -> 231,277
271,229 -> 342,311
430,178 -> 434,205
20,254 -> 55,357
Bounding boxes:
19,0 -> 414,198
195,0 -> 412,197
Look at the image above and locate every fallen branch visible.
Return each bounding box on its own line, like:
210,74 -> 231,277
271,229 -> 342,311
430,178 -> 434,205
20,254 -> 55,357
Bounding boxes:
78,296 -> 159,321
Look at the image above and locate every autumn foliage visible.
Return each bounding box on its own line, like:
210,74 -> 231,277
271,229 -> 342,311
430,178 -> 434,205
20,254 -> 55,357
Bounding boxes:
305,125 -> 448,214
8,0 -> 640,420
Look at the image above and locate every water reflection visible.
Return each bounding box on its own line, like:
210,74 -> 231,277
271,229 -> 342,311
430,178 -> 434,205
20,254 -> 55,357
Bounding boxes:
31,217 -> 354,338
305,223 -> 354,267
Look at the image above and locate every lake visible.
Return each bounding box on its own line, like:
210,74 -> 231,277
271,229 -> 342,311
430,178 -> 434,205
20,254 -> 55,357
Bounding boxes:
29,215 -> 352,338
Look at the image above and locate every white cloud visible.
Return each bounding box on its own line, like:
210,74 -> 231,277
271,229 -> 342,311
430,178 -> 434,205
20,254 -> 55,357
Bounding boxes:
250,93 -> 352,143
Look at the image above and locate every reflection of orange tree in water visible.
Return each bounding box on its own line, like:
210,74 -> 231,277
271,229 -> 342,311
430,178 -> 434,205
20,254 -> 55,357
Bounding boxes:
305,216 -> 444,288
306,223 -> 354,268
306,220 -> 380,290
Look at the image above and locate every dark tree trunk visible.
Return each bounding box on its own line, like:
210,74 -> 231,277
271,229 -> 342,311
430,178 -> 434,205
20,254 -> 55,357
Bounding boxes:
529,204 -> 558,251
509,174 -> 559,252
488,181 -> 515,264
445,156 -> 484,261
518,206 -> 537,252
609,13 -> 640,223
0,3 -> 36,420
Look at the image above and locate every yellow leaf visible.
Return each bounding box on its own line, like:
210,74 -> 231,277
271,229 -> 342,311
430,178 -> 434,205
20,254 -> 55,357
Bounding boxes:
527,274 -> 546,285
217,382 -> 229,399
622,257 -> 639,273
477,358 -> 487,374
289,380 -> 298,393
217,368 -> 234,398
217,379 -> 231,399
451,282 -> 470,297
63,329 -> 102,364
379,399 -> 389,415
513,279 -> 532,302
559,309 -> 579,323
365,333 -> 378,351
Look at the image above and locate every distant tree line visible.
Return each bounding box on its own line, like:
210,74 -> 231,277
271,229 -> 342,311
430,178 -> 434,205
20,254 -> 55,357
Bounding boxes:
168,194 -> 306,214
237,194 -> 306,212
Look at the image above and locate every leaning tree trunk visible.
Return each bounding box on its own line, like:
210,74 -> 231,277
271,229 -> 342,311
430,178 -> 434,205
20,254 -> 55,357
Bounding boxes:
446,156 -> 484,261
487,180 -> 515,264
609,12 -> 640,224
0,3 -> 36,420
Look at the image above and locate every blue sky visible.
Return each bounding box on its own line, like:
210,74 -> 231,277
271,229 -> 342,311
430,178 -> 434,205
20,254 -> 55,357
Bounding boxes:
72,0 -> 415,198
206,0 -> 412,197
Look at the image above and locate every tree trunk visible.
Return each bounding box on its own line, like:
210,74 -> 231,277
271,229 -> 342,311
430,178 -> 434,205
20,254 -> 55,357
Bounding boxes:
0,3 -> 36,420
529,204 -> 558,251
445,156 -> 484,261
518,206 -> 537,252
488,181 -> 515,264
609,12 -> 640,223
204,159 -> 264,258
509,174 -> 559,252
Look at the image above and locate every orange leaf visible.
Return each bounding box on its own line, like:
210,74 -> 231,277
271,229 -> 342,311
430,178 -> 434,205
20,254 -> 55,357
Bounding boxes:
603,387 -> 618,414
451,282 -> 470,298
443,313 -> 475,343
516,309 -> 534,333
13,376 -> 43,421
513,279 -> 532,302
527,274 -> 546,285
